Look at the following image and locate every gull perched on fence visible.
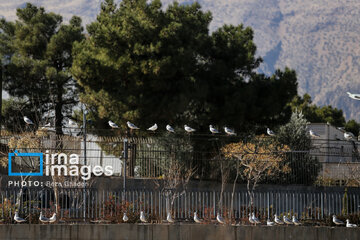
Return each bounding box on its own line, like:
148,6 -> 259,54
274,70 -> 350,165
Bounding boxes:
184,125 -> 196,133
193,212 -> 202,223
267,128 -> 276,137
292,216 -> 301,226
346,219 -> 357,228
333,215 -> 344,225
224,127 -> 236,136
147,123 -> 158,132
14,212 -> 26,223
140,211 -> 147,223
283,215 -> 293,225
167,213 -> 175,223
127,121 -> 139,130
216,213 -> 225,224
68,119 -> 77,127
209,125 -> 220,134
23,116 -> 34,125
267,219 -> 275,226
248,213 -> 255,224
344,132 -> 355,141
122,212 -> 129,222
166,124 -> 175,133
39,212 -> 49,223
108,120 -> 119,128
49,213 -> 56,223
309,129 -> 320,138
274,214 -> 284,225
252,213 -> 261,225
347,92 -> 360,100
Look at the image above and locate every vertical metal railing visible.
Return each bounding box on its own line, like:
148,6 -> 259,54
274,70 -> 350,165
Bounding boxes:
1,187 -> 360,222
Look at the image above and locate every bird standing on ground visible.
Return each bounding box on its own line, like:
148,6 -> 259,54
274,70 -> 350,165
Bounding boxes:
333,215 -> 344,225
194,212 -> 202,223
274,214 -> 284,225
216,213 -> 225,224
166,124 -> 175,133
167,212 -> 175,223
127,121 -> 140,130
147,123 -> 158,132
267,128 -> 275,136
23,116 -> 34,125
14,212 -> 26,223
283,215 -> 293,225
140,211 -> 147,223
123,212 -> 129,222
292,215 -> 301,226
346,219 -> 357,228
39,212 -> 49,223
224,127 -> 236,136
108,120 -> 119,129
209,125 -> 220,134
184,125 -> 196,133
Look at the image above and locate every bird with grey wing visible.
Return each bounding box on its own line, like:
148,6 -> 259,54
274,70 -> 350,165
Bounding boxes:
184,125 -> 196,133
267,218 -> 275,226
224,127 -> 236,136
252,213 -> 261,225
167,212 -> 175,223
209,125 -> 220,134
292,215 -> 301,226
147,123 -> 158,132
283,215 -> 293,225
127,121 -> 139,130
267,128 -> 275,137
347,92 -> 360,100
49,213 -> 56,223
346,219 -> 357,228
166,124 -> 175,133
108,120 -> 119,128
140,211 -> 147,223
333,215 -> 344,226
274,214 -> 284,225
193,212 -> 202,223
248,213 -> 255,225
216,213 -> 225,224
23,116 -> 34,125
309,129 -> 320,138
39,212 -> 49,223
14,211 -> 26,223
344,132 -> 355,141
123,212 -> 129,222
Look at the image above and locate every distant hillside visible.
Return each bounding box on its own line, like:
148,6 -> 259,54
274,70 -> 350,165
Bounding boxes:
1,0 -> 360,121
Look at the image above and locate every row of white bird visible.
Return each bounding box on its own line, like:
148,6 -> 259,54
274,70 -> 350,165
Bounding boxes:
14,210 -> 358,227
126,211 -> 359,227
25,116 -> 357,140
14,211 -> 56,223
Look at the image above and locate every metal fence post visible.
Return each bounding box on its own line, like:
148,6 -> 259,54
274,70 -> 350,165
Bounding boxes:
123,138 -> 128,201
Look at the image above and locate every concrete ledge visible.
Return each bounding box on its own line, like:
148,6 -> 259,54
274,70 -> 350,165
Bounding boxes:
0,224 -> 359,240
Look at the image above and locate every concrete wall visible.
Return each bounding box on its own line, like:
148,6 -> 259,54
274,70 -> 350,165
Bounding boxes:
0,224 -> 359,240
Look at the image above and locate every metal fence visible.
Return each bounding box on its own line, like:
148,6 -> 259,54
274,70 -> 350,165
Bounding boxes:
1,134 -> 360,185
2,188 -> 360,222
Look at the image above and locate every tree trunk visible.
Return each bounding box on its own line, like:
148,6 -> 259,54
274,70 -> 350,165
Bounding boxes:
230,165 -> 239,220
